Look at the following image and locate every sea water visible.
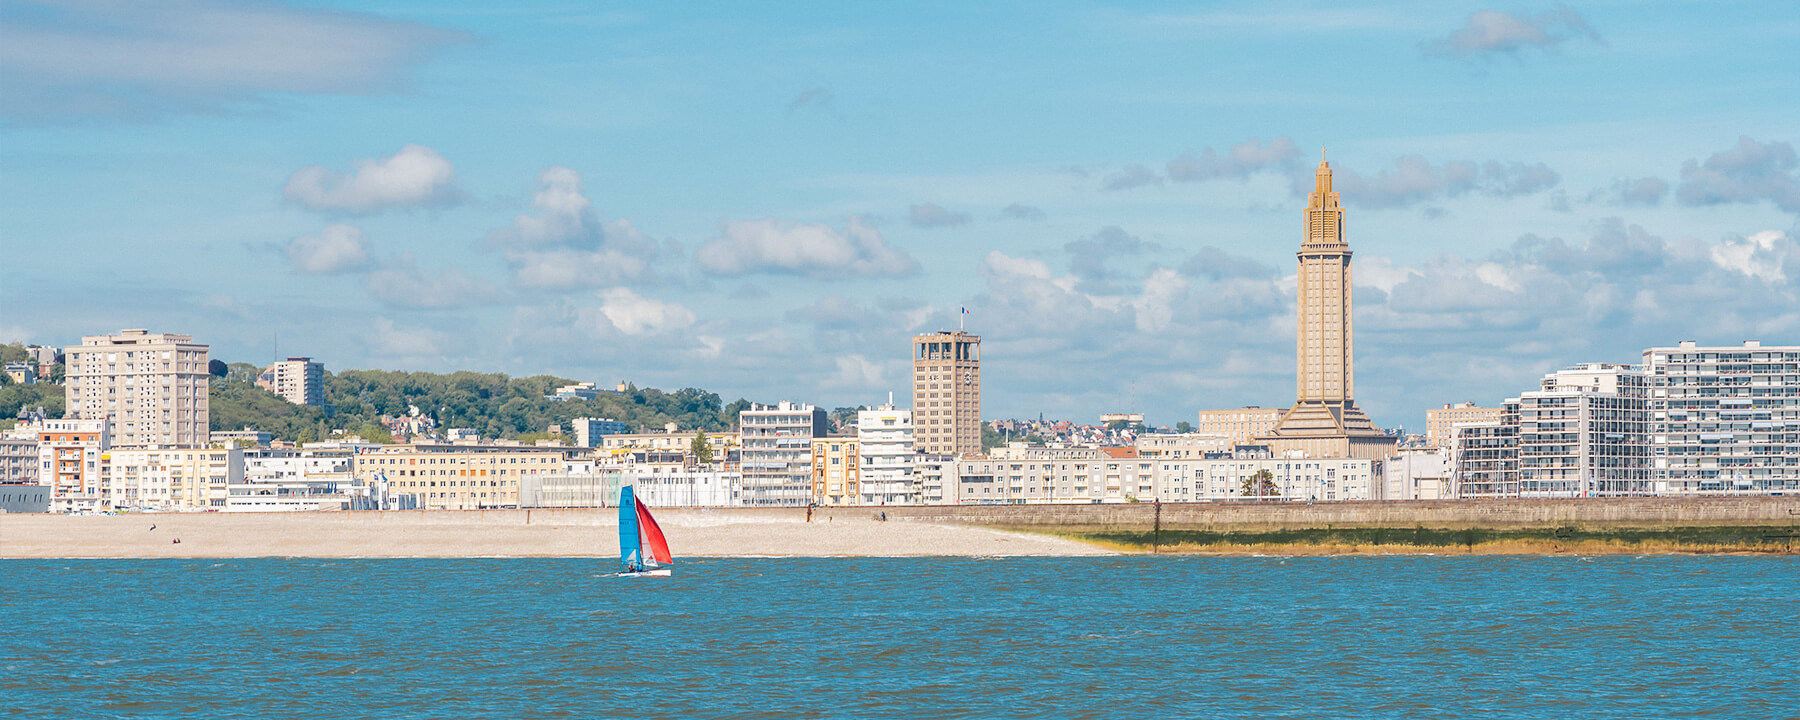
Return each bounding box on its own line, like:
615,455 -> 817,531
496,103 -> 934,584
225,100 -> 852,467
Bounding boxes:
2,556 -> 1795,719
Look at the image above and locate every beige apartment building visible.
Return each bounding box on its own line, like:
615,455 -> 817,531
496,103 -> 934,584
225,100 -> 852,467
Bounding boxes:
1193,407 -> 1283,447
913,331 -> 981,456
256,357 -> 325,405
358,444 -> 570,510
65,329 -> 210,448
1426,402 -> 1503,448
104,447 -> 243,511
810,437 -> 861,505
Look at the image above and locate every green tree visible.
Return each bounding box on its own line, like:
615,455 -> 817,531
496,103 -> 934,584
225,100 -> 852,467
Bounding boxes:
355,423 -> 395,444
1176,421 -> 1194,434
1240,469 -> 1280,498
981,425 -> 1004,451
692,430 -> 714,463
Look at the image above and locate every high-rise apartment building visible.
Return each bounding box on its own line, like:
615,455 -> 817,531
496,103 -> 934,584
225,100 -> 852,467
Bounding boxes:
912,331 -> 981,456
1644,341 -> 1800,494
856,405 -> 915,505
255,357 -> 325,406
1516,363 -> 1651,497
739,402 -> 827,506
571,417 -> 631,447
64,329 -> 210,448
1260,156 -> 1395,460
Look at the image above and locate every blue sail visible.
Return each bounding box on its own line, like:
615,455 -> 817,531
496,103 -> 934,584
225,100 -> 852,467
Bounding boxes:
618,485 -> 641,572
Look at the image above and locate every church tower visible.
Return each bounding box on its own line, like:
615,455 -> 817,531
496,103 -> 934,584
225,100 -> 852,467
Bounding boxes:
1260,153 -> 1396,460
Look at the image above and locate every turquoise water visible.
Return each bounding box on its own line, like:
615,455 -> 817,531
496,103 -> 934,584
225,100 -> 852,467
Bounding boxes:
3,556 -> 1795,718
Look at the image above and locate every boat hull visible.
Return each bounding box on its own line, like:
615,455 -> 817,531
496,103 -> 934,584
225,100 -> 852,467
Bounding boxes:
619,568 -> 672,578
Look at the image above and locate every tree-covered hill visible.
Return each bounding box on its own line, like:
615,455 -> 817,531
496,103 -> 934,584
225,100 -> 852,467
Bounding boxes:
209,363 -> 750,443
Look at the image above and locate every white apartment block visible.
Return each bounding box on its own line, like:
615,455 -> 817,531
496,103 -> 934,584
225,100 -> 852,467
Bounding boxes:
1382,446 -> 1452,500
65,329 -> 210,448
936,452 -> 1377,504
1451,405 -> 1518,498
598,431 -> 738,455
857,405 -> 915,505
103,447 -> 244,511
1515,364 -> 1651,497
1135,433 -> 1233,459
255,357 -> 324,405
738,402 -> 826,506
1644,341 -> 1800,494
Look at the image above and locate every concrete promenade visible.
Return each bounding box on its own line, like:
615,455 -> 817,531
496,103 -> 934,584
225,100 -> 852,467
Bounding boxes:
881,496 -> 1800,530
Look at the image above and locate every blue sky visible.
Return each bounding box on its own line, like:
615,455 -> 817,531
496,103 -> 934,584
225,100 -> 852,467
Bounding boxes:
3,0 -> 1797,431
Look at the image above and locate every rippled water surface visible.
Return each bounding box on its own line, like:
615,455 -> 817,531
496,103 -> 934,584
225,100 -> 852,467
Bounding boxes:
3,556 -> 1796,718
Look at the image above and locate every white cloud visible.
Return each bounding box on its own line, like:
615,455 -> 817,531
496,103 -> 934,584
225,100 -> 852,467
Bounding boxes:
368,317 -> 446,357
1676,136 -> 1800,213
284,145 -> 461,214
0,0 -> 465,123
483,167 -> 660,290
1102,164 -> 1162,191
284,223 -> 372,273
365,256 -> 496,310
1317,156 -> 1561,209
1167,137 -> 1300,182
1001,203 -> 1047,221
823,354 -> 888,390
594,288 -> 695,335
1709,230 -> 1791,285
908,203 -> 971,228
1422,6 -> 1601,59
696,216 -> 920,278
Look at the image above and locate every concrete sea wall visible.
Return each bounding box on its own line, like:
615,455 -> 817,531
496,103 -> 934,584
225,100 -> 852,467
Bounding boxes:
880,496 -> 1800,530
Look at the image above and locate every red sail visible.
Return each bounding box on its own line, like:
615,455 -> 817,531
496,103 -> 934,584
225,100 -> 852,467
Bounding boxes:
636,498 -> 673,565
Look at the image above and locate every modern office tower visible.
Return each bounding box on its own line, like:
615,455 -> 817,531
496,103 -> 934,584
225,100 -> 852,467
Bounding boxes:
36,418 -> 111,512
1514,363 -> 1651,497
571,417 -> 631,447
1426,402 -> 1503,448
255,357 -> 325,405
1260,155 -> 1396,460
810,436 -> 860,506
64,330 -> 210,448
856,405 -> 915,505
738,401 -> 827,506
1193,407 -> 1283,447
912,331 -> 981,456
1643,341 -> 1800,494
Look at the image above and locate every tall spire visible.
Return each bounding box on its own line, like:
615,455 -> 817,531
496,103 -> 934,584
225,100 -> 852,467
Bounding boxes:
1304,153 -> 1343,248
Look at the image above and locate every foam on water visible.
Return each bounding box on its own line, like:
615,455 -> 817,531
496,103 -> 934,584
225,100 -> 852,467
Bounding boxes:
2,556 -> 1795,718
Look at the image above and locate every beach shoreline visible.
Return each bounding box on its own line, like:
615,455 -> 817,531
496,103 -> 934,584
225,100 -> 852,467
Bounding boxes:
0,509 -> 1115,559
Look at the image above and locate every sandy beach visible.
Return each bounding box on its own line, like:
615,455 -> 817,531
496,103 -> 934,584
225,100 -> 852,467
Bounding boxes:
0,508 -> 1113,559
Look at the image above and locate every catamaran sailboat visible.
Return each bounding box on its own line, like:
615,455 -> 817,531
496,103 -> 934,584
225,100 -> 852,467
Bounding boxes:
618,485 -> 673,577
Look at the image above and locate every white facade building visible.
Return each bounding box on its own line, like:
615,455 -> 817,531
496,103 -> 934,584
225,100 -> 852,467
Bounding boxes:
1515,364 -> 1651,497
103,447 -> 244,511
1644,341 -> 1800,494
856,405 -> 915,505
255,357 -> 324,405
738,402 -> 826,506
